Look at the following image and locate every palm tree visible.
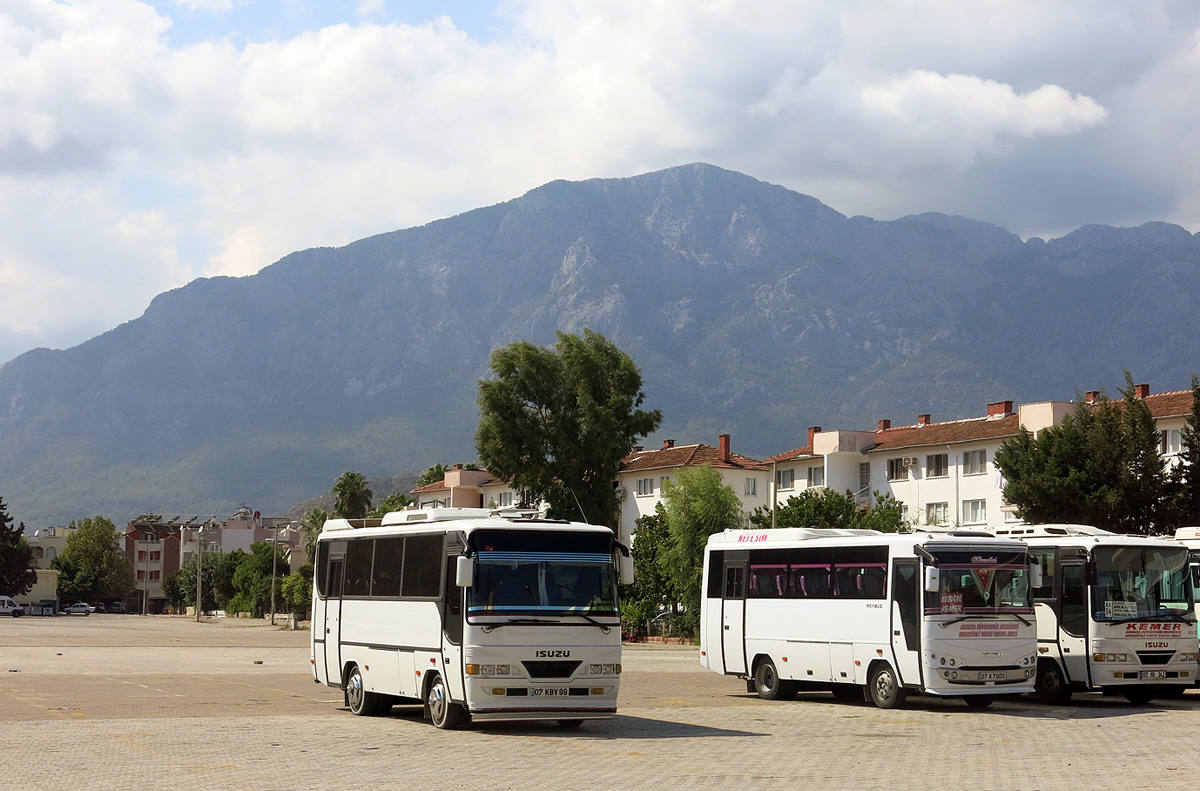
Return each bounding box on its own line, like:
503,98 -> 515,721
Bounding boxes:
332,472 -> 373,519
300,507 -> 327,564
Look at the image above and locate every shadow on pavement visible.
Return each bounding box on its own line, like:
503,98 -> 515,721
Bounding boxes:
375,706 -> 766,739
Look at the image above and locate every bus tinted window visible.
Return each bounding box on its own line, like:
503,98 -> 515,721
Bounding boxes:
832,546 -> 888,599
371,537 -> 404,598
315,541 -> 329,596
402,534 -> 443,598
1030,547 -> 1055,598
788,547 -> 832,598
706,551 -> 725,598
344,539 -> 373,597
748,550 -> 788,598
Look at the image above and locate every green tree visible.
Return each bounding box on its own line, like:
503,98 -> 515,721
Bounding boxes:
995,373 -> 1178,534
161,568 -> 189,613
416,464 -> 450,488
227,542 -> 287,617
210,548 -> 246,610
172,548 -> 224,612
476,329 -> 661,527
300,508 -> 327,565
368,492 -> 416,518
332,472 -> 373,519
749,489 -> 905,532
0,498 -> 36,597
51,516 -> 134,602
660,464 -> 743,637
280,568 -> 313,619
620,505 -> 678,635
1171,374 -> 1200,525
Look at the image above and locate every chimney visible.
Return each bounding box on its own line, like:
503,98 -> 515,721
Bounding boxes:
987,400 -> 1013,417
877,419 -> 891,431
662,439 -> 675,449
917,414 -> 931,426
1134,383 -> 1150,399
807,426 -> 821,447
453,463 -> 463,471
718,433 -> 731,463
632,446 -> 643,453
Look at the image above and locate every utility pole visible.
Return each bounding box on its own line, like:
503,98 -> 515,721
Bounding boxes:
195,525 -> 203,622
269,520 -> 280,626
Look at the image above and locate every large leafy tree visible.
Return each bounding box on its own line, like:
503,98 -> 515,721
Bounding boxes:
50,516 -> 134,602
1171,374 -> 1200,524
300,508 -> 328,565
332,472 -> 373,519
996,371 -> 1180,534
416,464 -> 451,488
660,464 -> 743,636
227,542 -> 288,617
620,505 -> 678,634
0,497 -> 36,597
369,492 -> 416,518
476,329 -> 661,528
749,488 -> 905,532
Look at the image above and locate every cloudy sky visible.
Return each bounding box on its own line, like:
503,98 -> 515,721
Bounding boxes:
3,1 -> 1199,365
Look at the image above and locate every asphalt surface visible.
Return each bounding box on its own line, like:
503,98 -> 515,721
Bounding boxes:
2,615 -> 1199,789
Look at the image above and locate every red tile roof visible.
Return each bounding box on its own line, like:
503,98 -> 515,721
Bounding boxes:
762,444 -> 816,463
621,443 -> 768,472
868,414 -> 1022,452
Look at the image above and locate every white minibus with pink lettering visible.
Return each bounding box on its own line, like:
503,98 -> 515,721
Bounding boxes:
700,528 -> 1039,709
993,524 -> 1196,704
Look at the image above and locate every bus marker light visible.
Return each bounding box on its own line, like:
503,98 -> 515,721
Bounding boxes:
591,688 -> 605,695
364,665 -> 369,670
700,651 -> 706,656
876,649 -> 882,656
782,657 -> 788,662
466,665 -> 480,675
854,660 -> 861,666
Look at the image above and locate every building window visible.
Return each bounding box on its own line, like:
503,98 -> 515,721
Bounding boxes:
887,458 -> 909,481
497,491 -> 513,507
660,476 -> 671,489
636,478 -> 655,497
963,449 -> 987,476
926,502 -> 949,526
926,454 -> 949,478
807,466 -> 825,487
137,551 -> 146,562
150,570 -> 160,581
150,551 -> 161,562
744,477 -> 758,496
962,499 -> 986,524
137,570 -> 145,580
776,468 -> 795,491
1161,429 -> 1183,455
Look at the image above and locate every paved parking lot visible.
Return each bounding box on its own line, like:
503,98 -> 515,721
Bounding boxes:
3,615 -> 1200,789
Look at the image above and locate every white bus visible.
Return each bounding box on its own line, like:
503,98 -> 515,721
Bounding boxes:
1172,526 -> 1200,689
993,524 -> 1196,704
700,528 -> 1040,709
311,508 -> 631,729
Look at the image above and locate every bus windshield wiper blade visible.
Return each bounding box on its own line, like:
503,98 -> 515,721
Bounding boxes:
480,618 -> 553,631
939,612 -> 1031,628
566,612 -> 612,632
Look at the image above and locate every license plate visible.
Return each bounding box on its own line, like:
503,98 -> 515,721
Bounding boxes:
977,672 -> 1008,681
530,688 -> 569,697
1140,671 -> 1167,680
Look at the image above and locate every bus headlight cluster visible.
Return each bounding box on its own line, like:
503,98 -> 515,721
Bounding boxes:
1180,652 -> 1199,662
465,664 -> 511,676
1091,653 -> 1128,662
589,664 -> 621,675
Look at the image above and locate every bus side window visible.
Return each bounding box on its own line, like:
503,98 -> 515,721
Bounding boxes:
1061,563 -> 1087,638
706,552 -> 725,598
892,560 -> 919,651
724,565 -> 745,600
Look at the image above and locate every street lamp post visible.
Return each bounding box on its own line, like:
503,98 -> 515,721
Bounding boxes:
195,526 -> 203,622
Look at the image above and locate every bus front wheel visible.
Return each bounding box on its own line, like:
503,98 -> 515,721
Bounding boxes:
1122,685 -> 1156,705
427,672 -> 464,730
753,658 -> 796,701
868,664 -> 907,709
1034,661 -> 1072,705
346,665 -> 383,716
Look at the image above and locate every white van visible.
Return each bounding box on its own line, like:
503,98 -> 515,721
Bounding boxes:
0,596 -> 26,617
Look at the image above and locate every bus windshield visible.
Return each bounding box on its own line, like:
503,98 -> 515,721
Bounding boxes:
1093,545 -> 1194,622
925,550 -> 1034,615
466,530 -> 619,619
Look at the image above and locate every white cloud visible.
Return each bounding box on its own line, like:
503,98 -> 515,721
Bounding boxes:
1,0 -> 1199,363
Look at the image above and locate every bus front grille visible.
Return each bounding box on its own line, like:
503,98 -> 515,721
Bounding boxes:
522,661 -> 581,679
1136,651 -> 1175,665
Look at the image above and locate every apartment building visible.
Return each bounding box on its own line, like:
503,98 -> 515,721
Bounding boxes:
616,434 -> 768,543
410,465 -> 526,510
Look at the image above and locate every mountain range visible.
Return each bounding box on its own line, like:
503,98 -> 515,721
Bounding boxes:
3,163 -> 1200,528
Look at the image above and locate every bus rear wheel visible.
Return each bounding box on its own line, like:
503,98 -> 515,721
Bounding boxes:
868,664 -> 907,709
427,672 -> 464,730
346,665 -> 383,716
557,719 -> 584,728
753,658 -> 796,701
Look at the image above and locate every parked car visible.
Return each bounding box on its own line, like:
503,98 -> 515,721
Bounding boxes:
106,602 -> 126,613
0,596 -> 25,617
63,602 -> 91,615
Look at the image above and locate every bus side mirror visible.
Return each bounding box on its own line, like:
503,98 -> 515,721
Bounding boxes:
1029,561 -> 1043,589
456,556 -> 474,588
924,567 -> 940,593
619,554 -> 634,586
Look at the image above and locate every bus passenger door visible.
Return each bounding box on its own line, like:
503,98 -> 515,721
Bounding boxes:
323,552 -> 345,685
441,545 -> 466,705
890,559 -> 922,686
721,552 -> 748,675
1059,562 -> 1089,685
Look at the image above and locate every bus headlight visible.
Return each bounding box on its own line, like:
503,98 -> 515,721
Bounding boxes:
589,664 -> 621,675
466,664 -> 511,676
1179,652 -> 1198,662
1092,653 -> 1128,662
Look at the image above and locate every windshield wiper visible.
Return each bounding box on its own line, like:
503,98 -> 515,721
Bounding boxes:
940,612 -> 1031,628
479,618 -> 554,632
563,612 -> 612,633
